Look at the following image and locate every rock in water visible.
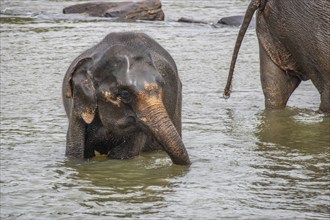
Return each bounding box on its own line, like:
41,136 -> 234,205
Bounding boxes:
218,15 -> 256,27
63,0 -> 164,21
177,17 -> 208,24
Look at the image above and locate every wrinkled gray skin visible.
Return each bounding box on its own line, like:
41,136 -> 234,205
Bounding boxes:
224,0 -> 330,113
62,32 -> 190,165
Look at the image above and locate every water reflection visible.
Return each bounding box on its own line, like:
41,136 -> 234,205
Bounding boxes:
256,109 -> 330,154
62,153 -> 189,217
252,109 -> 330,217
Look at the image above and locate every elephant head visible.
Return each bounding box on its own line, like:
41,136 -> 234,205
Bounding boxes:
65,45 -> 190,165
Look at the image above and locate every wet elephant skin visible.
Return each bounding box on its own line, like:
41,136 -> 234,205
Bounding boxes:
225,0 -> 330,113
62,32 -> 190,165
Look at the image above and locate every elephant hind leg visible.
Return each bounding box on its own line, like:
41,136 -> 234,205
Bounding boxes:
259,45 -> 301,109
305,68 -> 330,113
319,83 -> 330,113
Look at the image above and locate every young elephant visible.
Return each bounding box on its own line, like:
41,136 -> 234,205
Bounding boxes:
224,0 -> 330,113
62,32 -> 190,165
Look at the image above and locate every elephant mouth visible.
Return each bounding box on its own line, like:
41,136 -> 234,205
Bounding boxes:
114,116 -> 139,133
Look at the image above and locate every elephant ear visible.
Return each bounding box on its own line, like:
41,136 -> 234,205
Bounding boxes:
66,57 -> 97,124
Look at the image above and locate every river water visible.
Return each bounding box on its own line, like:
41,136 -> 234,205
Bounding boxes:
1,0 -> 329,219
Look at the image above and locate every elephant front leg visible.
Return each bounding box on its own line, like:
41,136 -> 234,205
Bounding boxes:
66,115 -> 86,159
259,44 -> 301,109
108,132 -> 147,160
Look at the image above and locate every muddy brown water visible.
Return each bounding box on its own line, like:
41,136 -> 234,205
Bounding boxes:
1,0 -> 329,219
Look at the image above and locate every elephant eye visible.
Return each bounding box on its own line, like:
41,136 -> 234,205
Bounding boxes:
119,90 -> 132,103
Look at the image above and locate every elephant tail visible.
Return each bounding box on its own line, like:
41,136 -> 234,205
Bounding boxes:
224,0 -> 264,98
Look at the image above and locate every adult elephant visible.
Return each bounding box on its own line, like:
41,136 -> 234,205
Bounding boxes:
224,0 -> 330,113
62,32 -> 190,165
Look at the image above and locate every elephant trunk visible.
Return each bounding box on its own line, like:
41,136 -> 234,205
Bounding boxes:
135,94 -> 191,166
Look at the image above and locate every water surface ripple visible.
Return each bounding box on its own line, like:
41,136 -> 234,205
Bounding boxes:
1,0 -> 329,219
